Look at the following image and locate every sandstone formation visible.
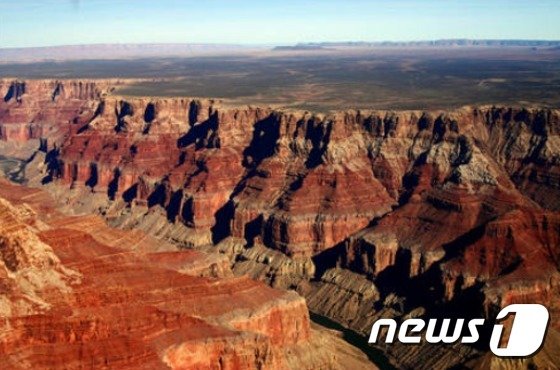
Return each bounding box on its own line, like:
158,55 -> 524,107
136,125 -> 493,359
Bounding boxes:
0,179 -> 376,369
1,79 -> 560,369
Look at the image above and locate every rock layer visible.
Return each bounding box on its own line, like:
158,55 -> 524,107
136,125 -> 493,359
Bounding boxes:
1,79 -> 560,369
0,179 -> 374,369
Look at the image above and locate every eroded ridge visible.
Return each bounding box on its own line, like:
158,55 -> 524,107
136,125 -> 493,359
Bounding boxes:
0,179 -> 372,369
1,79 -> 560,369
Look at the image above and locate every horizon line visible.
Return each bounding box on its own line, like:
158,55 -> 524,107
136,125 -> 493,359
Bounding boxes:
2,38 -> 560,50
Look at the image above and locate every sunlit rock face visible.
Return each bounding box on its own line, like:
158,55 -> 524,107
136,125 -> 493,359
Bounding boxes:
1,79 -> 560,369
0,180 -> 370,370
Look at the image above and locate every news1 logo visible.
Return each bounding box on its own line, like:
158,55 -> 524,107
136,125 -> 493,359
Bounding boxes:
368,304 -> 550,357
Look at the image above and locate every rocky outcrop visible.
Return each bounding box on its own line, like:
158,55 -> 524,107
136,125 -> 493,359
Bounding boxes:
2,79 -> 560,369
0,197 -> 79,317
0,179 -> 375,369
0,79 -> 117,146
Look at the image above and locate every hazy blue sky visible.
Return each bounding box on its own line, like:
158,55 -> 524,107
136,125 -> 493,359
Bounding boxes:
1,0 -> 559,47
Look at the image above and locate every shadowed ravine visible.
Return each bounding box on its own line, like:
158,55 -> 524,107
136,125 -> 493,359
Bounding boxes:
0,155 -> 27,184
310,313 -> 396,370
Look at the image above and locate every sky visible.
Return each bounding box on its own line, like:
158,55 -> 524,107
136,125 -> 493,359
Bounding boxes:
1,0 -> 559,48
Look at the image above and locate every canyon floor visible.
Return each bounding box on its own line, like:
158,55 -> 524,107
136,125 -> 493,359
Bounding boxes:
0,46 -> 559,370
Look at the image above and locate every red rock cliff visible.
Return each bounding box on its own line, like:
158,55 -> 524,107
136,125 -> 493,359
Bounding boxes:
0,179 -> 357,370
2,79 -> 559,369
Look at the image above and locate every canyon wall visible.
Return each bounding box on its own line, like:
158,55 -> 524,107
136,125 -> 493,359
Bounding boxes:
1,79 -> 559,369
0,179 -> 376,369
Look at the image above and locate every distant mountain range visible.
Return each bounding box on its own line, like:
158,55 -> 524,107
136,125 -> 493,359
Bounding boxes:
2,40 -> 560,63
275,39 -> 560,49
0,43 -> 262,63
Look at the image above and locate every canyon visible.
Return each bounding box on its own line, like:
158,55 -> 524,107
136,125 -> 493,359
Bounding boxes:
0,171 -> 374,369
1,79 -> 559,369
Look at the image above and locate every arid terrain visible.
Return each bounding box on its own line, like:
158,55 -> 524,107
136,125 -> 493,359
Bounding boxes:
1,45 -> 560,111
0,44 -> 560,369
